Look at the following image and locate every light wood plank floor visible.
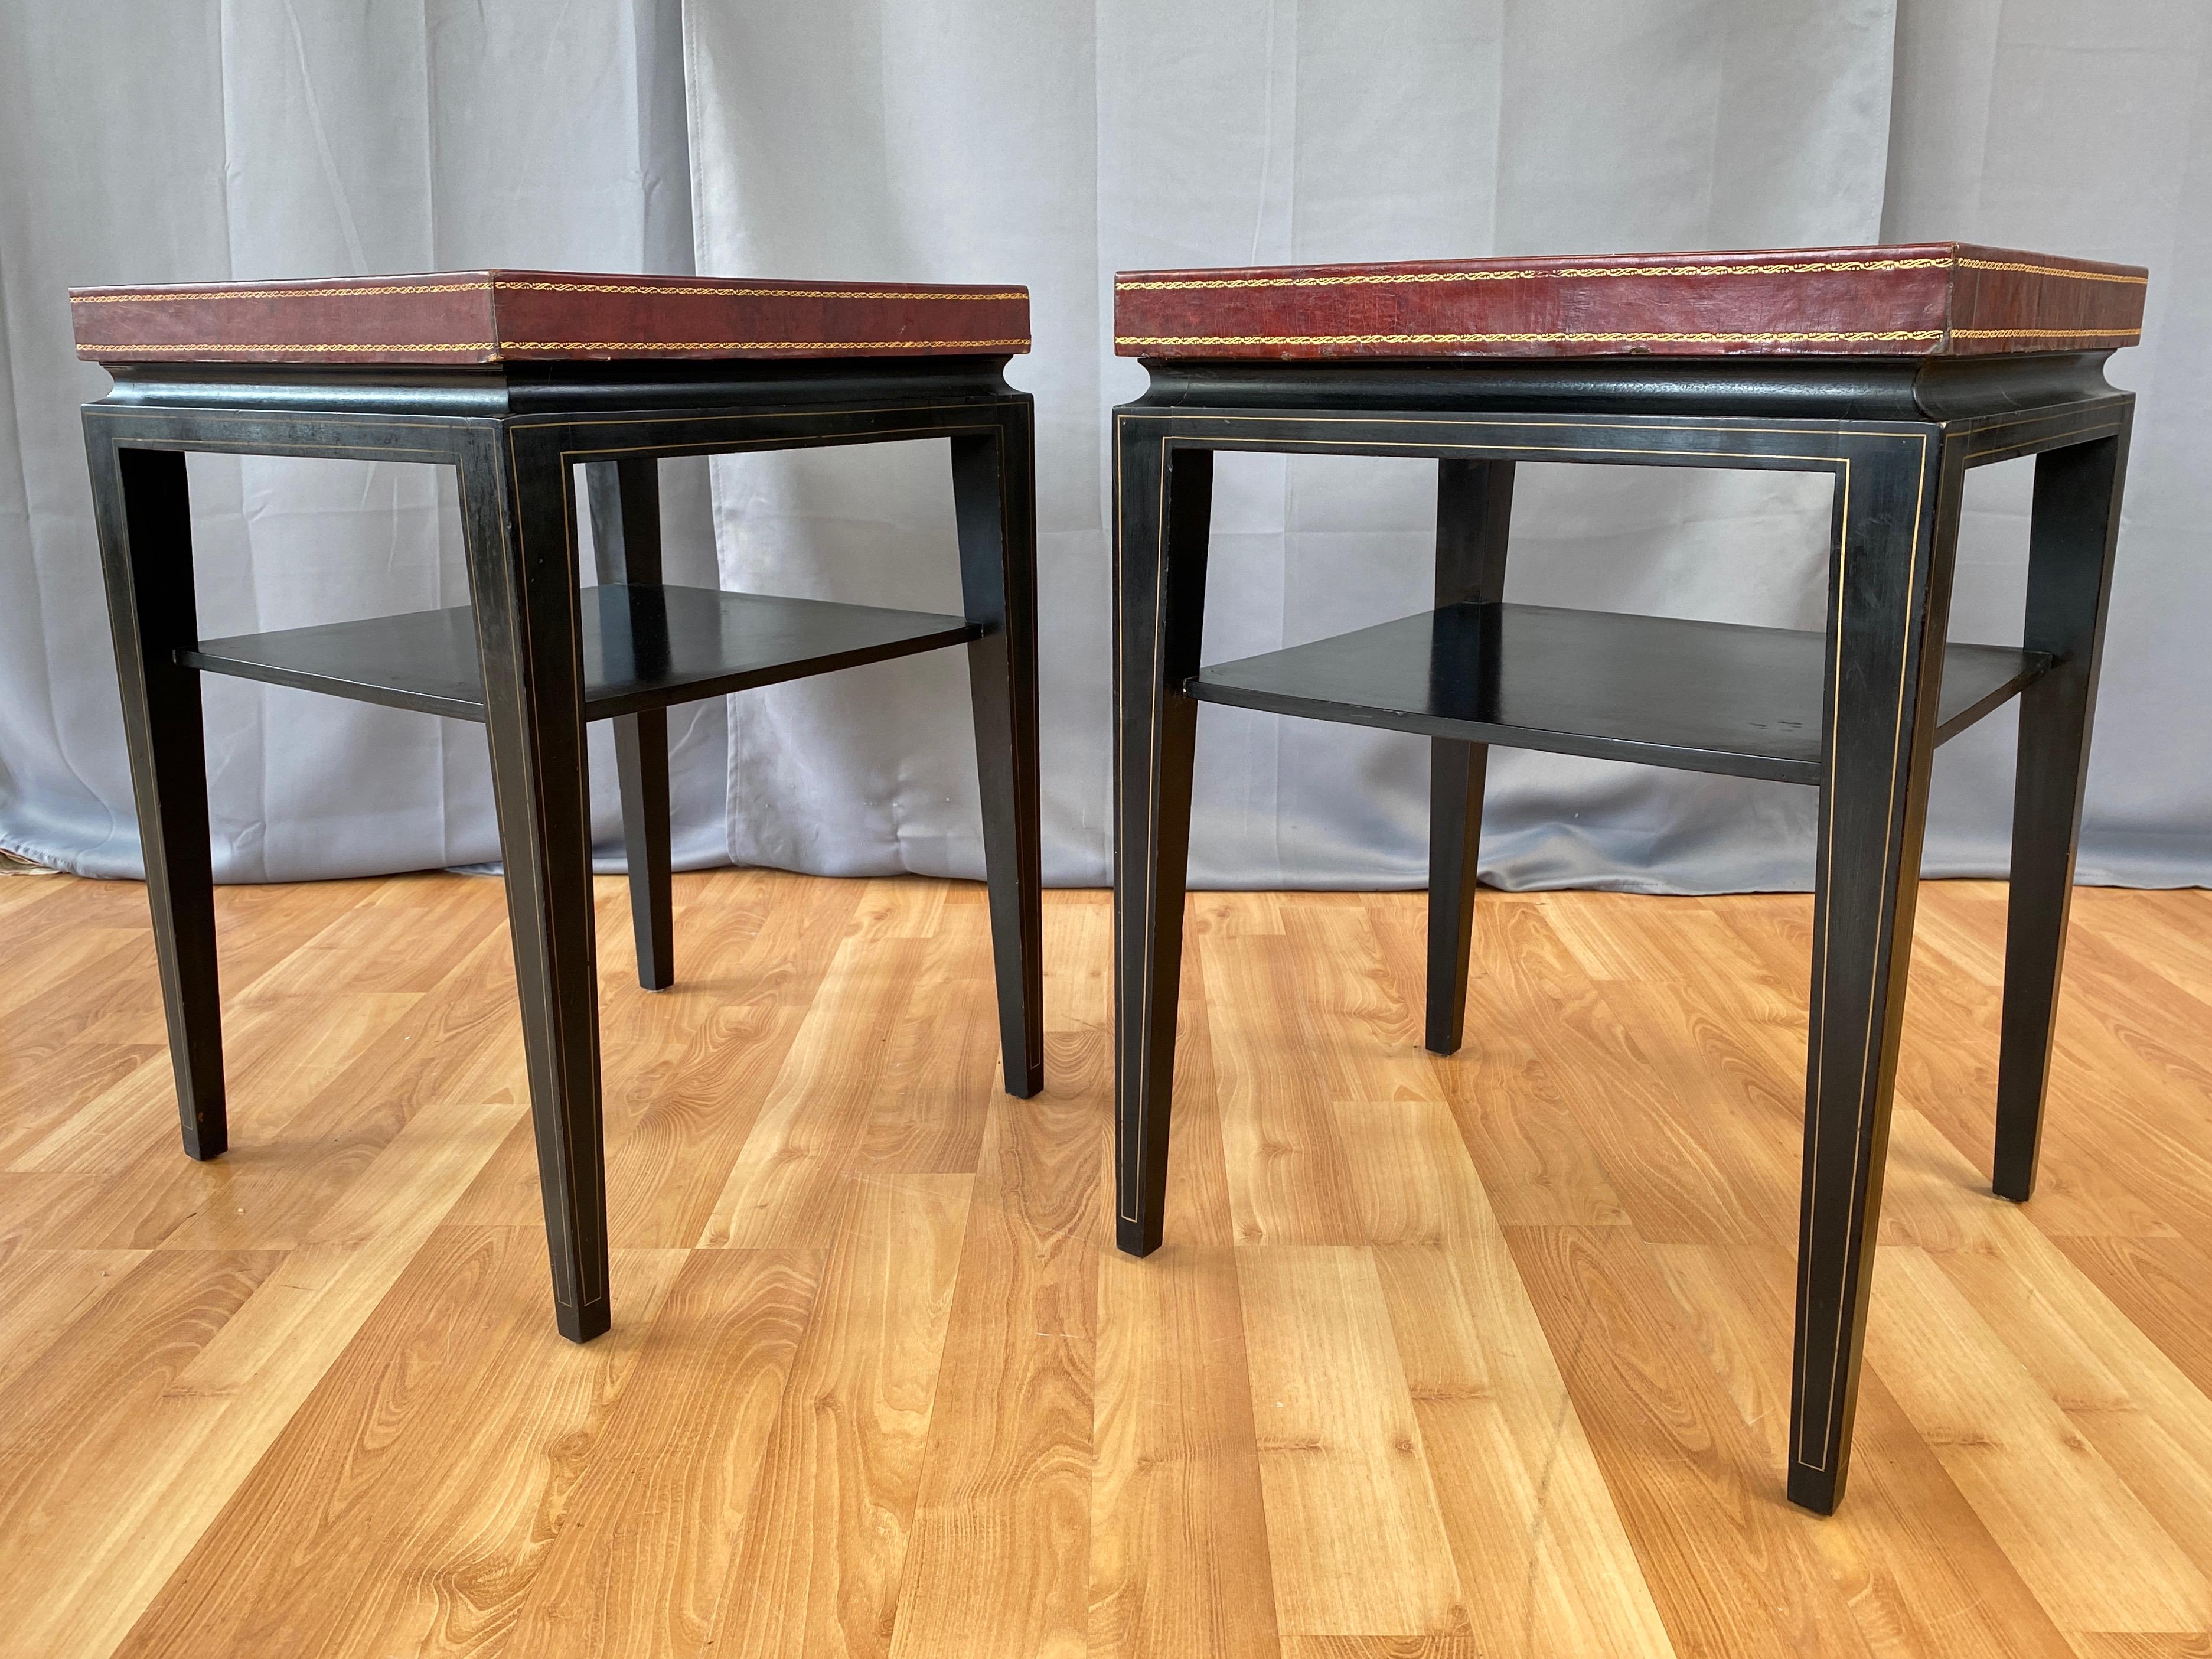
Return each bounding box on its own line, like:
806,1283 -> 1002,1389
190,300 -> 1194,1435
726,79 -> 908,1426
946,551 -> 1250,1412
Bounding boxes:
2,869 -> 2210,1657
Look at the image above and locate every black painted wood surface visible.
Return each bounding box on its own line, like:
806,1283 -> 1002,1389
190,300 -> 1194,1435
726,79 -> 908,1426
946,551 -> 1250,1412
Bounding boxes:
1426,458 -> 1515,1056
1112,439 -> 1215,1263
181,584 -> 980,724
1109,348 -> 2134,1520
1190,601 -> 2051,786
1994,428 -> 2132,1200
464,420 -> 612,1341
83,354 -> 1045,1348
86,444 -> 227,1159
586,457 -> 676,992
952,421 -> 1047,1099
1785,426 -> 1961,1515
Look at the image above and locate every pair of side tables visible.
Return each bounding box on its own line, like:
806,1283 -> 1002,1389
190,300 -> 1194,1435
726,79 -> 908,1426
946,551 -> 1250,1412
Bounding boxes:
71,243 -> 2144,1513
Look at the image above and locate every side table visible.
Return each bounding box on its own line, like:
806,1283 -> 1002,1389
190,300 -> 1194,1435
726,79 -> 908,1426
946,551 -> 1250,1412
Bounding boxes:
1108,242 -> 2144,1511
74,269 -> 1044,1341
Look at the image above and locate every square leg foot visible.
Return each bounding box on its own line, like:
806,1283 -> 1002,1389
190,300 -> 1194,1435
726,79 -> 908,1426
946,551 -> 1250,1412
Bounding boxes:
1787,1461 -> 1841,1515
1116,1215 -> 1163,1259
556,1298 -> 612,1344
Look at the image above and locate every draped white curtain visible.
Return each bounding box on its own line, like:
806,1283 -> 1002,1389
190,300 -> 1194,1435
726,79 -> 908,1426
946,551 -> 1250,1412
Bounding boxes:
2,0 -> 2204,889
1884,0 -> 2212,882
0,0 -> 707,881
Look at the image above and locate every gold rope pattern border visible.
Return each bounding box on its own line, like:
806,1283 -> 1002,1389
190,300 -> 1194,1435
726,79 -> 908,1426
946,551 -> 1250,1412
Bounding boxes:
500,338 -> 1030,351
1957,257 -> 2145,283
1117,328 -> 1947,346
75,341 -> 492,354
76,337 -> 1030,356
73,281 -> 1025,305
495,282 -> 1026,300
1949,325 -> 2143,339
1120,260 -> 1946,290
1115,325 -> 2140,348
71,283 -> 488,304
1117,255 -> 2145,291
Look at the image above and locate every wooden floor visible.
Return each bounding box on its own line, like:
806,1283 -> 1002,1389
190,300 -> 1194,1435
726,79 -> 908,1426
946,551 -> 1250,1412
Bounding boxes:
3,870 -> 2212,1657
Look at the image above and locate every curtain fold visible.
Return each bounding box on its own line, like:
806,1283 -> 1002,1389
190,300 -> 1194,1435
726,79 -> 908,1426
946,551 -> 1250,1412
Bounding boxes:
1885,0 -> 2212,883
0,0 -> 703,880
0,0 -> 2203,888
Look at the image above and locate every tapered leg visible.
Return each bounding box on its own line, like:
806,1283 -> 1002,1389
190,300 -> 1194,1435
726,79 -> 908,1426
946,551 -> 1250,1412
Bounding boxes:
462,428 -> 611,1342
1993,424 -> 2132,1201
1114,431 -> 1214,1256
585,457 -> 674,992
86,434 -> 226,1159
1427,458 -> 1515,1054
1789,433 -> 1962,1513
952,413 -> 1046,1099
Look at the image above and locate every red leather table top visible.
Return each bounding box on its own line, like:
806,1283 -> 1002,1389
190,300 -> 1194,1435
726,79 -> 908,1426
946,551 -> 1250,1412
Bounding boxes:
69,271 -> 1030,366
1114,243 -> 2145,360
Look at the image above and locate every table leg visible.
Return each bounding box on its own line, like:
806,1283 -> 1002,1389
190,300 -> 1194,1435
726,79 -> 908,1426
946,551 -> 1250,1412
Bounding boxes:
86,435 -> 226,1159
1113,431 -> 1213,1256
463,427 -> 611,1342
585,458 -> 674,992
952,415 -> 1046,1099
1994,424 -> 2131,1200
1789,432 -> 1962,1513
1427,457 -> 1515,1055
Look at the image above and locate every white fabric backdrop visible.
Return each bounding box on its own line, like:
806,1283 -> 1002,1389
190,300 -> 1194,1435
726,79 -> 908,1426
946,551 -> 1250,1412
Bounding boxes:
0,0 -> 712,881
2,0 -> 2205,890
1886,0 -> 2212,883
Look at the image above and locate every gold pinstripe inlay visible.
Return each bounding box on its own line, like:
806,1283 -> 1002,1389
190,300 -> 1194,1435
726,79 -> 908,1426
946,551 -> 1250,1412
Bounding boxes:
1115,256 -> 2144,291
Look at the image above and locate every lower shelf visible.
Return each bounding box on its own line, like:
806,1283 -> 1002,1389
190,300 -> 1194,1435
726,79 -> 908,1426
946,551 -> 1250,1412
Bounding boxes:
181,583 -> 981,723
1189,601 -> 2051,785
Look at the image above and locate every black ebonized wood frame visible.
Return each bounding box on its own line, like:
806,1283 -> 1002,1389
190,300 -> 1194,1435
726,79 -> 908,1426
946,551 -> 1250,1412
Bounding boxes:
1110,351 -> 2133,1515
85,355 -> 1045,1344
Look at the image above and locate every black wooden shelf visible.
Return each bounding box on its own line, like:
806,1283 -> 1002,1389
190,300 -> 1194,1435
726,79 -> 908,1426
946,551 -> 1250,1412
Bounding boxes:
180,582 -> 980,723
1189,601 -> 2051,785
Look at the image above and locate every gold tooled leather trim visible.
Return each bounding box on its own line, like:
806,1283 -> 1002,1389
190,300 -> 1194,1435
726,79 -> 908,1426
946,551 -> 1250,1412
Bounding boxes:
74,341 -> 493,353
74,281 -> 1022,304
1949,326 -> 2142,339
77,338 -> 1030,356
1116,259 -> 1953,291
72,284 -> 491,304
1954,259 -> 2145,284
495,282 -> 1026,300
1117,255 -> 2145,291
499,338 -> 1029,351
1114,329 -> 1949,347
